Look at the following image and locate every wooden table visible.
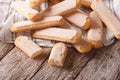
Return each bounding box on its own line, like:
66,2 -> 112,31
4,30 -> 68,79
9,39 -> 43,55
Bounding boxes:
0,40 -> 120,80
0,0 -> 120,80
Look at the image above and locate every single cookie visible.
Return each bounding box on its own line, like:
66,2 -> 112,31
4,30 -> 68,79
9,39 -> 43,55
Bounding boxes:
11,16 -> 64,32
11,1 -> 41,21
73,37 -> 92,53
48,42 -> 68,67
91,0 -> 120,39
87,11 -> 104,48
40,0 -> 81,17
15,36 -> 43,58
64,10 -> 91,30
32,28 -> 81,43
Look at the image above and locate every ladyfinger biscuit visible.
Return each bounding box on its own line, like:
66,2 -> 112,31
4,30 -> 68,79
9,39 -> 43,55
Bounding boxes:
64,10 -> 91,30
81,0 -> 93,8
40,0 -> 81,17
11,16 -> 64,32
15,36 -> 43,58
48,42 -> 68,67
87,11 -> 104,48
26,0 -> 45,9
32,28 -> 81,43
60,21 -> 92,53
48,0 -> 63,6
91,0 -> 120,39
11,1 -> 41,21
73,37 -> 92,53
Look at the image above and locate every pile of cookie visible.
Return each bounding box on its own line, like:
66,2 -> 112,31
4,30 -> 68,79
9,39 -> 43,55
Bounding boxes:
10,0 -> 120,67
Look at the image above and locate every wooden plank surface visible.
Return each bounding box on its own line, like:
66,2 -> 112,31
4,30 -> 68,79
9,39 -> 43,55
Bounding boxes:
0,47 -> 51,80
0,41 -> 14,60
30,41 -> 120,80
0,41 -> 120,80
30,48 -> 95,80
76,41 -> 120,80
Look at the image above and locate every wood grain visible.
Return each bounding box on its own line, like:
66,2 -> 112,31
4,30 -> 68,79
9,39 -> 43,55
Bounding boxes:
0,47 -> 51,80
76,41 -> 120,80
0,41 -> 14,60
0,41 -> 120,80
30,41 -> 120,80
30,48 -> 95,80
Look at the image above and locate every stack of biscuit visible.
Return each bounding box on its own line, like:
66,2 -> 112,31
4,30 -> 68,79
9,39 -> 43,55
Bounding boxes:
10,0 -> 120,67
